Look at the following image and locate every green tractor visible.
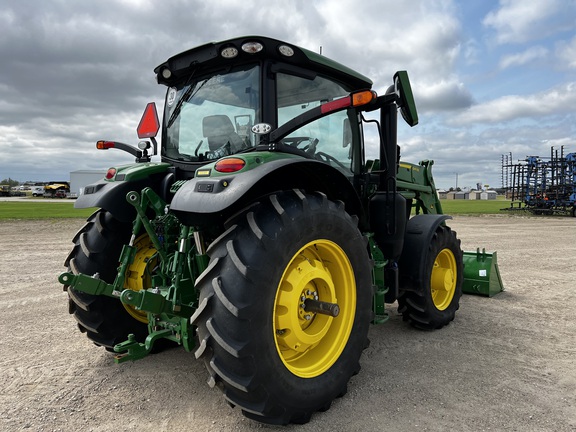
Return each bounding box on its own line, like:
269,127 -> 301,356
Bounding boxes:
59,36 -> 498,425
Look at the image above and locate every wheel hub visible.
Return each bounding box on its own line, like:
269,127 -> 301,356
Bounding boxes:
430,248 -> 457,311
273,240 -> 355,378
276,256 -> 335,353
123,235 -> 157,323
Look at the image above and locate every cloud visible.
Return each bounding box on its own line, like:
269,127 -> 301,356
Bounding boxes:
450,82 -> 576,125
462,39 -> 481,66
397,115 -> 576,189
483,0 -> 573,45
0,0 -> 573,191
556,35 -> 576,70
415,79 -> 473,111
316,0 -> 462,82
499,46 -> 548,69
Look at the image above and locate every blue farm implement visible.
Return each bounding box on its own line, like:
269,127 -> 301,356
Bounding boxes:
502,146 -> 576,216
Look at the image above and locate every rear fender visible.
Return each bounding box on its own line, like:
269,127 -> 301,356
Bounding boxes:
398,214 -> 451,293
170,158 -> 362,227
75,164 -> 173,223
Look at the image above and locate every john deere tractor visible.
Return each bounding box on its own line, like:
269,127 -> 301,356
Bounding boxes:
59,36 -> 470,425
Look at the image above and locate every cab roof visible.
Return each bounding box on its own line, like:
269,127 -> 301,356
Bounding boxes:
154,36 -> 373,91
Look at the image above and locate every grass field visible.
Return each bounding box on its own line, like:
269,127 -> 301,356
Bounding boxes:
0,201 -> 95,220
0,197 -> 512,220
440,198 -> 511,215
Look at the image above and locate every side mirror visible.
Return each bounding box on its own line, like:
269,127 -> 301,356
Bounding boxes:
393,71 -> 418,127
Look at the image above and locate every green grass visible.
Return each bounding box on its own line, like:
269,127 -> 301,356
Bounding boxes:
440,198 -> 511,215
0,201 -> 95,219
1,198 -> 514,219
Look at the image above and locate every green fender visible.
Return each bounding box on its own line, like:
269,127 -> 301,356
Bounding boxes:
74,162 -> 173,223
397,214 -> 452,293
170,158 -> 363,227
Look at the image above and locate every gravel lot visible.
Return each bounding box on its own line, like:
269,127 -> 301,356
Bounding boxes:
0,215 -> 575,431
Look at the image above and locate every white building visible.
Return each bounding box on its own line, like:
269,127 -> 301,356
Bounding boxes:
70,170 -> 106,197
480,190 -> 497,200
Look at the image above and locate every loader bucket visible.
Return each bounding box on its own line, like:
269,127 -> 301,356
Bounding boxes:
462,248 -> 504,297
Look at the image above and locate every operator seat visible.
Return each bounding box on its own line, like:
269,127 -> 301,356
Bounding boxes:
202,115 -> 244,153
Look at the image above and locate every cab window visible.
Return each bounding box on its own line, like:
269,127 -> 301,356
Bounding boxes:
276,72 -> 354,173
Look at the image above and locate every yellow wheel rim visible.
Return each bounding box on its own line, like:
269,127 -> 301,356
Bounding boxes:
273,240 -> 356,378
430,248 -> 457,311
123,234 -> 157,323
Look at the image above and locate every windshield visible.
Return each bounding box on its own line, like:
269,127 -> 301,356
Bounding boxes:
163,64 -> 260,161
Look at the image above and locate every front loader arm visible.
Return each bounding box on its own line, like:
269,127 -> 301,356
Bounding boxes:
396,159 -> 443,215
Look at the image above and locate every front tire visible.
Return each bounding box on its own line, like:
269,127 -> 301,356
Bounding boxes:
192,190 -> 372,425
398,224 -> 463,330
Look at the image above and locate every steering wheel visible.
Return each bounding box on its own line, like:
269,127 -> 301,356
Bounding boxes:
282,136 -> 319,153
315,151 -> 349,170
282,136 -> 311,148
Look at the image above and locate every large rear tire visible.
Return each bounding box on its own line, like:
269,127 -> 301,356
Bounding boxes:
63,209 -> 149,349
398,224 -> 463,330
192,190 -> 372,425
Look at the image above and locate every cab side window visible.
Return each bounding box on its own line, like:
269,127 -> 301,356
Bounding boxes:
277,73 -> 354,173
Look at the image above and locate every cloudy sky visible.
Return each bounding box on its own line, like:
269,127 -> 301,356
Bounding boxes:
1,0 -> 575,190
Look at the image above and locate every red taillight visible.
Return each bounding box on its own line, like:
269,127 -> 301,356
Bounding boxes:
97,140 -> 115,150
214,157 -> 246,173
321,96 -> 351,114
105,168 -> 117,179
320,90 -> 377,114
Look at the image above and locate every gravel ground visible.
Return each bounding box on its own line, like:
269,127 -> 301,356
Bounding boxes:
0,215 -> 574,431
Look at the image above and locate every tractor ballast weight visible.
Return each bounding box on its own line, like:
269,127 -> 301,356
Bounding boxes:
60,36 -> 502,425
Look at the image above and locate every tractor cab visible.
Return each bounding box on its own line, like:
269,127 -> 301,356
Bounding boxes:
151,37 -> 416,181
153,37 -> 372,178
